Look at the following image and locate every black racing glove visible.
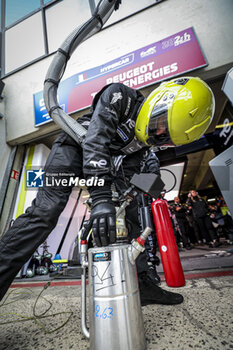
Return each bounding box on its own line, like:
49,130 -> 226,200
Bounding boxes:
83,182 -> 116,246
84,200 -> 116,247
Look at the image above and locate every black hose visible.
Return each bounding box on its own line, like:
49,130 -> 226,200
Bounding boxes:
43,0 -> 121,146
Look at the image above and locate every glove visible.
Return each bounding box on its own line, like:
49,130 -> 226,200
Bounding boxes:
143,150 -> 160,175
84,200 -> 116,247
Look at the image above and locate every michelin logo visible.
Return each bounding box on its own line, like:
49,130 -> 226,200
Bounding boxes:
26,168 -> 45,188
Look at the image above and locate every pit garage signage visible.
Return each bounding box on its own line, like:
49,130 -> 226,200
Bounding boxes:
34,27 -> 207,127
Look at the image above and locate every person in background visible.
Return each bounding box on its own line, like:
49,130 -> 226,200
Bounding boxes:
160,191 -> 182,248
185,195 -> 202,244
209,202 -> 233,245
172,196 -> 192,249
187,190 -> 220,248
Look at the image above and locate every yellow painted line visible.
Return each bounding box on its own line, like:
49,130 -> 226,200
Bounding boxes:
16,146 -> 35,218
52,259 -> 68,263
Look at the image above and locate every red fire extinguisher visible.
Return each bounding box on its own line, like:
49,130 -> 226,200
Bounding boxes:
151,199 -> 185,287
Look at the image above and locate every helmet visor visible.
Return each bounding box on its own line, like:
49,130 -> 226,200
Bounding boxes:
147,103 -> 174,146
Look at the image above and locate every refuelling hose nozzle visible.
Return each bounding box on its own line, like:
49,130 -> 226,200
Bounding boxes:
128,226 -> 152,264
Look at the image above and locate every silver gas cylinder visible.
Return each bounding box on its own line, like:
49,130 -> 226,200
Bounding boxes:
81,227 -> 152,350
88,244 -> 146,350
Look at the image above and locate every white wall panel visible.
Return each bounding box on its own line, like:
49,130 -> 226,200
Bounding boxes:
5,12 -> 44,73
46,0 -> 91,53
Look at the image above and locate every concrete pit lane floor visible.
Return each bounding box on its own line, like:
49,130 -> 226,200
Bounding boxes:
0,271 -> 232,350
0,244 -> 233,350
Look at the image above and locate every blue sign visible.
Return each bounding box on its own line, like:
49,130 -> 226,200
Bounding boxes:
34,27 -> 207,127
34,75 -> 78,126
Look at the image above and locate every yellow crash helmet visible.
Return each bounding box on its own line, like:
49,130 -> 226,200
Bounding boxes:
135,77 -> 215,146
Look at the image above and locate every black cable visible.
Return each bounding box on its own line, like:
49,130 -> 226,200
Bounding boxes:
0,273 -> 73,334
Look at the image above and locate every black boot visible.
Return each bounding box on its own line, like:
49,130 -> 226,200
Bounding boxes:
147,264 -> 161,285
138,272 -> 184,306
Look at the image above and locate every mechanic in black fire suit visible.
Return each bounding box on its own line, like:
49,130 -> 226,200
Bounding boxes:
0,77 -> 215,305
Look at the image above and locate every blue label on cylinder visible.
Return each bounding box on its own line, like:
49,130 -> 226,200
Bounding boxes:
93,252 -> 111,262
